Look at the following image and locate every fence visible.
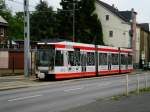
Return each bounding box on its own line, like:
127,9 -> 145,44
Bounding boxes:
0,49 -> 36,76
125,73 -> 150,96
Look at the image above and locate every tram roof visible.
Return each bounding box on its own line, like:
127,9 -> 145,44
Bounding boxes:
37,41 -> 132,52
37,41 -> 95,47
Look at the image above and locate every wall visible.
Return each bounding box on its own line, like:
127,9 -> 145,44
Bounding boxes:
140,29 -> 149,63
95,2 -> 131,48
0,51 -> 8,68
0,50 -> 36,76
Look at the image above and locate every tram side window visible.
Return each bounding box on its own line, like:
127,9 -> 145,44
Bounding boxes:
55,50 -> 64,66
128,55 -> 132,65
81,53 -> 87,66
74,49 -> 80,66
112,54 -> 119,65
68,51 -> 75,66
99,53 -> 107,65
121,54 -> 126,65
87,52 -> 95,66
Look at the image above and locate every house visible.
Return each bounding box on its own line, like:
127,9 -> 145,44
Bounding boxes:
95,0 -> 140,66
138,23 -> 150,67
0,16 -> 8,45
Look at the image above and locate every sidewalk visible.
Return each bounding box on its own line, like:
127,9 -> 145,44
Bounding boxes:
0,75 -> 55,91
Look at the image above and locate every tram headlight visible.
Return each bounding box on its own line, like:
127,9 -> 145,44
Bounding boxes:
38,72 -> 45,79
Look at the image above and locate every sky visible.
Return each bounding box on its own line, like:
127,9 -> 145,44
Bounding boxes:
5,0 -> 150,24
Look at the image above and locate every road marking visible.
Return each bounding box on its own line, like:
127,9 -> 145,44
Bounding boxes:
8,94 -> 42,102
64,87 -> 84,92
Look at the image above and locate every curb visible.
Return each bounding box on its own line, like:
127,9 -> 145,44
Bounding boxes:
0,85 -> 29,91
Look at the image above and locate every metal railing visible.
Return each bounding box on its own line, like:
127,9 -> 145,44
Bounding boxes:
125,73 -> 149,96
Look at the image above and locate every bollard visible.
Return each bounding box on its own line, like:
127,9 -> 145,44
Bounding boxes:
137,74 -> 140,94
145,73 -> 148,89
12,56 -> 15,73
126,75 -> 129,96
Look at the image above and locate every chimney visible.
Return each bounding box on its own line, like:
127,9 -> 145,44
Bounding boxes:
112,4 -> 115,8
131,8 -> 137,65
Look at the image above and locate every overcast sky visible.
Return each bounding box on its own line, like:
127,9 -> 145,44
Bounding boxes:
6,0 -> 150,24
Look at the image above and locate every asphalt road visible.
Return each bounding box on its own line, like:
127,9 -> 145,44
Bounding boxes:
63,93 -> 150,112
0,73 -> 150,112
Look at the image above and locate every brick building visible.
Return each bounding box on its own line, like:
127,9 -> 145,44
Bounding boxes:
138,23 -> 150,67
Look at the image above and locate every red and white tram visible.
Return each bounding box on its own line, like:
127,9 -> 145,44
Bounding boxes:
35,41 -> 133,80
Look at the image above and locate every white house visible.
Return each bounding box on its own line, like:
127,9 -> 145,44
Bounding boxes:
95,0 -> 140,65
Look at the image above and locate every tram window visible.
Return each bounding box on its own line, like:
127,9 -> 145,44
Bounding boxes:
108,54 -> 112,64
128,55 -> 132,65
99,53 -> 107,65
37,50 -> 49,66
121,54 -> 126,65
68,51 -> 75,66
55,50 -> 64,66
74,49 -> 80,66
87,52 -> 95,66
112,54 -> 119,65
81,53 -> 87,66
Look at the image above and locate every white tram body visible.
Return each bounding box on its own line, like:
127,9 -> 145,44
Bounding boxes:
36,41 -> 133,79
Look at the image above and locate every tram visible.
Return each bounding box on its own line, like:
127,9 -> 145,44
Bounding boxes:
35,41 -> 133,80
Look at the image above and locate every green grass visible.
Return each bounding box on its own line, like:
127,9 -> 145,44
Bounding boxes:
139,87 -> 150,92
111,94 -> 127,101
111,87 -> 150,101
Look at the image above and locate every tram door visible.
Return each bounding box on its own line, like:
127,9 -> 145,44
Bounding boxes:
108,53 -> 112,71
81,51 -> 86,72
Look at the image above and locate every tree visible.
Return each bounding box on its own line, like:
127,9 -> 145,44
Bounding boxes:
30,0 -> 57,41
58,0 -> 104,44
9,12 -> 24,40
0,0 -> 11,22
58,0 -> 81,40
0,0 -> 12,40
0,0 -> 5,10
0,1 -> 24,41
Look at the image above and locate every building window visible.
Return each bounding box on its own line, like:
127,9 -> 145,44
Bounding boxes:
106,15 -> 109,21
123,32 -> 126,35
0,28 -> 4,36
109,31 -> 113,37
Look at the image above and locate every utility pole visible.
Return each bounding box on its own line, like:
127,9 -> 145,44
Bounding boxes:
24,0 -> 30,78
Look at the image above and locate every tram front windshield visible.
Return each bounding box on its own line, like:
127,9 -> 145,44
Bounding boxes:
37,49 -> 55,67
